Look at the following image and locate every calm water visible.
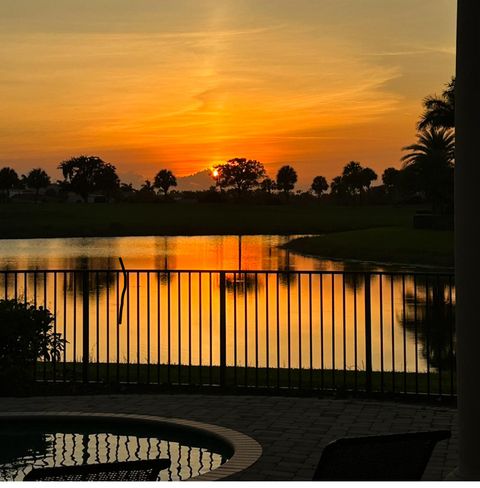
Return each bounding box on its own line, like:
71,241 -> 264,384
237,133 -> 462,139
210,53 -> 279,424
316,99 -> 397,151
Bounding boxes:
0,234 -> 387,272
0,418 -> 228,481
0,236 -> 455,380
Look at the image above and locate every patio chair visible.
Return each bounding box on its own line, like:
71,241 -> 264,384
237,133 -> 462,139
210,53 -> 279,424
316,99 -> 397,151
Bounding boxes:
23,459 -> 171,481
313,430 -> 451,481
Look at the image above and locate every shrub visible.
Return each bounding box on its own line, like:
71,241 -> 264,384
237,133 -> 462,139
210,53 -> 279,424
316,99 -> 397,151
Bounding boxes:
0,299 -> 65,390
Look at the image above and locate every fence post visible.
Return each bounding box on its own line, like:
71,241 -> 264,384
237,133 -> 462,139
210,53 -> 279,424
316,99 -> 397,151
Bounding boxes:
364,273 -> 373,393
82,270 -> 90,383
219,271 -> 227,387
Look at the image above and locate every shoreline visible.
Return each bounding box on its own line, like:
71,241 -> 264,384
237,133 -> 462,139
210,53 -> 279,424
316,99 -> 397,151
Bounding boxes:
0,203 -> 453,268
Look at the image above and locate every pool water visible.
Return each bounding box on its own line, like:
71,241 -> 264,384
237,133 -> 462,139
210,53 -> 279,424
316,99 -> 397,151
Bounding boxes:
0,418 -> 232,481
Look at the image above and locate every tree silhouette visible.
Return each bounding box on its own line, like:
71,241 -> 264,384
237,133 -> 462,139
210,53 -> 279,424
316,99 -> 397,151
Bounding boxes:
135,180 -> 157,202
23,168 -> 51,202
311,175 -> 329,197
0,167 -> 20,201
418,78 -> 455,131
342,161 -> 377,195
120,182 -> 135,193
260,177 -> 276,193
154,169 -> 177,195
213,158 -> 266,194
140,180 -> 155,193
330,175 -> 347,199
58,155 -> 120,202
276,165 -> 297,196
401,128 -> 455,212
359,167 -> 378,191
382,167 -> 400,192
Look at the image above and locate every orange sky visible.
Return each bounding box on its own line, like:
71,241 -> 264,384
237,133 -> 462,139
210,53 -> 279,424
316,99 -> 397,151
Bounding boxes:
0,0 -> 456,186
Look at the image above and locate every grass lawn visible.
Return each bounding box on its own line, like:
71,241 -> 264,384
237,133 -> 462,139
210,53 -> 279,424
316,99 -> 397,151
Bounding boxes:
284,227 -> 454,268
35,362 -> 456,399
0,202 -> 415,238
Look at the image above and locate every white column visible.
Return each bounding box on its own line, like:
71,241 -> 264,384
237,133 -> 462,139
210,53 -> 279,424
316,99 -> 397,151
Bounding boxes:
454,0 -> 480,480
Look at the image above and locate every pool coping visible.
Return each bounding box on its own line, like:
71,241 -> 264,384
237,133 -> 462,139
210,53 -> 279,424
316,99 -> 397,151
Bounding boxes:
0,411 -> 262,482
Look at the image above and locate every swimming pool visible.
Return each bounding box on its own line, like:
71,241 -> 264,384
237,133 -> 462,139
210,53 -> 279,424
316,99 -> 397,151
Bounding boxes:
0,412 -> 262,481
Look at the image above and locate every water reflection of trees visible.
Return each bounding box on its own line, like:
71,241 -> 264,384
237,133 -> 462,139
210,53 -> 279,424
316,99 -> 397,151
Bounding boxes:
225,273 -> 257,294
399,275 -> 455,371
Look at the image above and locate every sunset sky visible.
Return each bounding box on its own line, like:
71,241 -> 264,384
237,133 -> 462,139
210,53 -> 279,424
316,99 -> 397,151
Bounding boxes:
0,0 -> 456,187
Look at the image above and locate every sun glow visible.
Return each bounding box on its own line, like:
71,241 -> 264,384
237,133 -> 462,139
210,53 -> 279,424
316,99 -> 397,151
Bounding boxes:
0,0 -> 456,185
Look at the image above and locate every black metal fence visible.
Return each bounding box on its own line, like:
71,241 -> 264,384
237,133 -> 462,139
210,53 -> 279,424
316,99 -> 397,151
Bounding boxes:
1,269 -> 456,398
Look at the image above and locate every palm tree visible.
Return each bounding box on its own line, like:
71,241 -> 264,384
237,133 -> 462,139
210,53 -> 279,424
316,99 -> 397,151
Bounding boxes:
276,165 -> 297,197
418,78 -> 455,130
401,128 -> 455,212
153,169 -> 177,195
311,176 -> 329,197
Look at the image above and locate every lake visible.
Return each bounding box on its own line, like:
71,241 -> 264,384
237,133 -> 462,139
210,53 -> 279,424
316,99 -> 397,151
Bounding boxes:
0,235 -> 455,389
0,234 -> 391,272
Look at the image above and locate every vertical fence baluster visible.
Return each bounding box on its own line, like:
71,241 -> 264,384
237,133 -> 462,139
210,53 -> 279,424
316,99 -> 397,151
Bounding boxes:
255,273 -> 259,388
298,273 -> 302,389
437,274 -> 443,397
379,274 -> 384,394
53,272 -> 57,383
178,272 -> 181,384
391,275 -> 395,393
353,275 -> 358,393
320,274 -> 324,391
116,271 -> 120,384
331,274 -> 335,389
167,271 -> 171,385
219,272 -> 227,388
402,275 -> 407,395
364,273 -> 372,394
106,271 -> 110,383
426,275 -> 431,397
309,274 -> 313,390
449,275 -> 455,397
43,272 -> 47,381
188,272 -> 192,385
233,272 -> 237,387
96,271 -> 100,383
137,271 -> 140,383
63,272 -> 67,382
126,271 -> 130,383
342,274 -> 346,388
414,274 -> 418,395
147,271 -> 151,385
287,273 -> 291,389
266,272 -> 270,389
199,272 -> 203,386
276,272 -> 280,390
157,271 -> 161,385
244,271 -> 248,387
82,270 -> 89,384
209,273 -> 213,386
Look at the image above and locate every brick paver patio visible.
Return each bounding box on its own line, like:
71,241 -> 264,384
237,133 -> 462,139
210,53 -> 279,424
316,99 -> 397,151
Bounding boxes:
0,394 -> 457,481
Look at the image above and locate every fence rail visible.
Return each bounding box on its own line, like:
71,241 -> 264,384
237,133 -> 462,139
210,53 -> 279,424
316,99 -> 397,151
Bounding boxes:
1,269 -> 456,398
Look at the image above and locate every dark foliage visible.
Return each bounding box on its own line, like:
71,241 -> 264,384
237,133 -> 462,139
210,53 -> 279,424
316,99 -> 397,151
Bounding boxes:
59,155 -> 120,201
0,299 -> 65,391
